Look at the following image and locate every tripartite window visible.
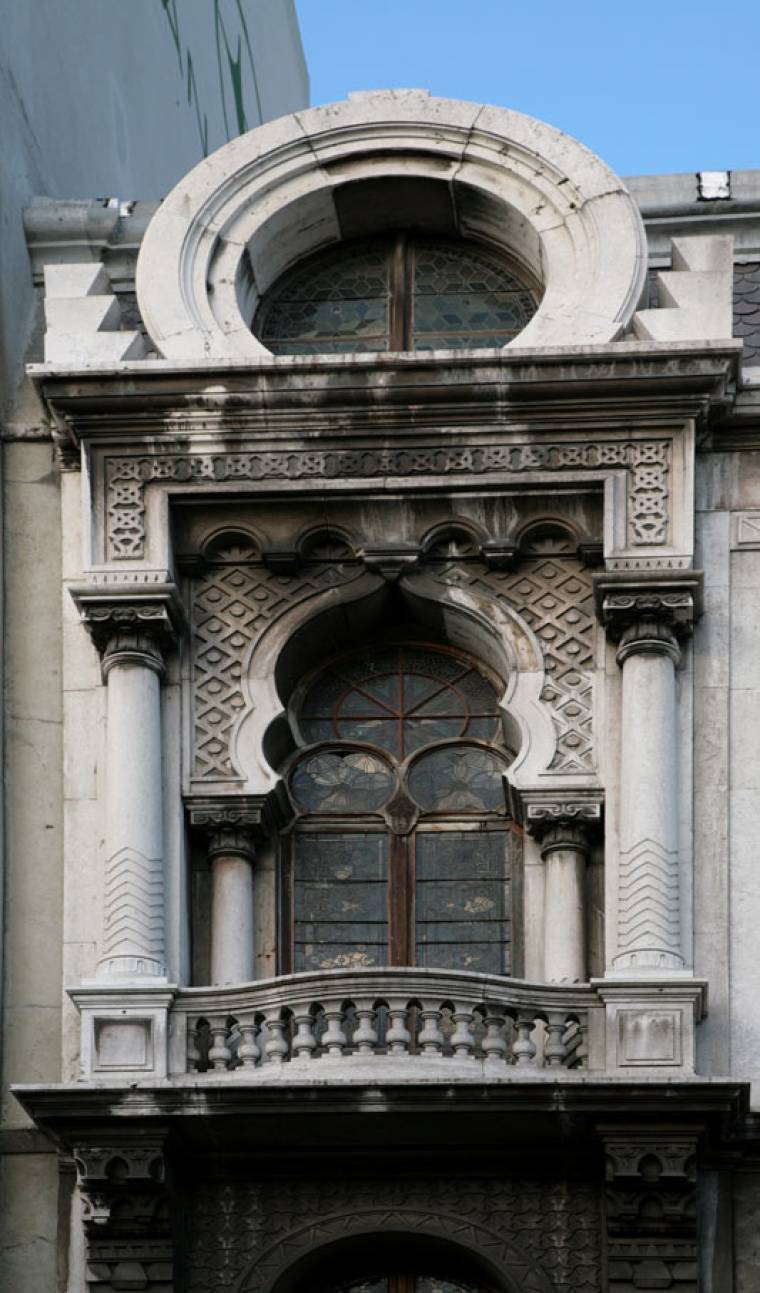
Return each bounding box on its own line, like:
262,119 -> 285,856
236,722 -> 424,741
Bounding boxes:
256,234 -> 539,354
282,644 -> 520,975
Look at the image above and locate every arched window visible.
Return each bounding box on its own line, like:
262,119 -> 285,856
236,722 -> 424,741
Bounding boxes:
256,234 -> 539,354
282,644 -> 520,975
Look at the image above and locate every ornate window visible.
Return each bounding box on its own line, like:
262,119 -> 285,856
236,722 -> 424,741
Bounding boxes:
283,644 -> 519,975
256,234 -> 539,354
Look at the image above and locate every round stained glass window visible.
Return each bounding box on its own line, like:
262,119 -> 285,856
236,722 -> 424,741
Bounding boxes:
299,646 -> 501,760
256,233 -> 539,355
290,749 -> 394,813
407,746 -> 507,813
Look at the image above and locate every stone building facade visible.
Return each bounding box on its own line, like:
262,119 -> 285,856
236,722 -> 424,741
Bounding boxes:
6,88 -> 760,1290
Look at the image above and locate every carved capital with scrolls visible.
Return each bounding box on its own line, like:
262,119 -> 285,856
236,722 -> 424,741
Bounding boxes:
70,578 -> 185,676
593,570 -> 703,645
508,785 -> 604,853
188,790 -> 290,857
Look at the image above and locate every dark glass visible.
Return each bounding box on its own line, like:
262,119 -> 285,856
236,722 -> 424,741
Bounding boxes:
257,235 -> 537,355
293,833 -> 388,972
407,747 -> 506,812
290,750 -> 394,813
300,647 -> 500,760
414,832 -> 510,975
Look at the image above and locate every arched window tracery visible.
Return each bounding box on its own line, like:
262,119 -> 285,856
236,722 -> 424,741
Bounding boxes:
282,643 -> 521,976
256,234 -> 539,355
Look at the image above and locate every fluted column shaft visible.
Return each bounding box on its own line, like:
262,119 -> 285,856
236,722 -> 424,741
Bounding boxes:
209,828 -> 256,985
614,620 -> 683,971
99,630 -> 166,978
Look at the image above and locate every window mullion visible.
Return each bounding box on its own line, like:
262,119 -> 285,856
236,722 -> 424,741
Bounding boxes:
389,832 -> 412,965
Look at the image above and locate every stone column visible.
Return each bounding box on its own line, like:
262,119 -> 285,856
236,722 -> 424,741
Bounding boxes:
72,585 -> 183,982
513,791 -> 603,984
596,575 -> 701,975
615,619 -> 682,971
208,826 -> 257,985
189,796 -> 283,987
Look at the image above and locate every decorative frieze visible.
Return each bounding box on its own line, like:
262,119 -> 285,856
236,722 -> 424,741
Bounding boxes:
601,1128 -> 698,1293
104,438 -> 671,561
74,1140 -> 173,1293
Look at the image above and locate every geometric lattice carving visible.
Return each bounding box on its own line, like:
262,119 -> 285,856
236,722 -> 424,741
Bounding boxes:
500,549 -> 596,774
105,439 -> 670,561
192,562 -> 361,779
185,1176 -> 602,1293
430,542 -> 596,774
733,262 -> 760,365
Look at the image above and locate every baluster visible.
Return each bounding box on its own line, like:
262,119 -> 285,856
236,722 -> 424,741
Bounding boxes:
291,1005 -> 318,1060
237,1017 -> 261,1069
450,1003 -> 477,1059
187,1020 -> 202,1073
512,1013 -> 538,1067
207,1016 -> 232,1071
544,1013 -> 568,1068
353,1000 -> 379,1056
385,1000 -> 412,1055
418,1004 -> 445,1057
264,1012 -> 289,1065
481,1005 -> 508,1067
322,1006 -> 347,1058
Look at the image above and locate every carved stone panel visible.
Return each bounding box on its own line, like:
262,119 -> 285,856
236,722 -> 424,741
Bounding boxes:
184,1175 -> 603,1293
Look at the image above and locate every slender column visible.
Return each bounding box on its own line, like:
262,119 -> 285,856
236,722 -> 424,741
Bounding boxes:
71,584 -> 183,985
99,629 -> 167,977
614,619 -> 683,971
538,822 -> 591,983
208,826 -> 256,985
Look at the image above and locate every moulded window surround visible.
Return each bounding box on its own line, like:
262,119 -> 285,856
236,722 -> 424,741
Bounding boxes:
280,643 -> 521,976
255,233 -> 540,355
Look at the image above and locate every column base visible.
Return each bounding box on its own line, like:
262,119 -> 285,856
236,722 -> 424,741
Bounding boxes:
592,978 -> 707,1075
69,985 -> 176,1080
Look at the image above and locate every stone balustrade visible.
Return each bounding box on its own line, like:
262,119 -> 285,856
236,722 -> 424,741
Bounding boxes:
169,968 -> 604,1076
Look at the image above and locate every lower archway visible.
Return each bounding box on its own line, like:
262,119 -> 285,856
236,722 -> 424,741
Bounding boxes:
235,1211 -> 555,1293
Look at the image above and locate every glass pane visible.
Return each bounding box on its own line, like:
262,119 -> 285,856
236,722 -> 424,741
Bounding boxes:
408,747 -> 506,812
290,750 -> 394,812
299,647 -> 500,761
294,833 -> 388,972
414,832 -> 510,974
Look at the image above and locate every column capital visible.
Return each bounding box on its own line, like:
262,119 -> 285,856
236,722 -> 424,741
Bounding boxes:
593,570 -> 703,646
508,784 -> 604,852
70,577 -> 186,673
187,791 -> 289,855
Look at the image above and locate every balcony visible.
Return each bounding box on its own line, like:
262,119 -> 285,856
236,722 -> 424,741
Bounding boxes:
70,966 -> 706,1083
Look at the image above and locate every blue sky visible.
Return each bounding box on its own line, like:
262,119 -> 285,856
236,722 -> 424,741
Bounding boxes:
295,1 -> 760,176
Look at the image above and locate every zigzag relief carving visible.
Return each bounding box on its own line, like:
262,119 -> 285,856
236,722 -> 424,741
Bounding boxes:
100,845 -> 165,972
617,838 -> 681,962
192,562 -> 362,779
429,539 -> 596,774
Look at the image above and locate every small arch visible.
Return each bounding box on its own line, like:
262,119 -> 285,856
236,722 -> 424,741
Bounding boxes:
200,524 -> 266,564
515,518 -> 581,557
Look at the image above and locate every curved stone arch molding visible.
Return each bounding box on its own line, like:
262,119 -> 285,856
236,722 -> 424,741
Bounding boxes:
234,1207 -> 555,1293
136,89 -> 647,361
229,571 -> 557,794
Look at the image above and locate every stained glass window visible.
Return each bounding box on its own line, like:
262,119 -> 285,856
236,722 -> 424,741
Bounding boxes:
293,833 -> 388,972
299,646 -> 500,758
287,643 -> 517,975
257,234 -> 538,355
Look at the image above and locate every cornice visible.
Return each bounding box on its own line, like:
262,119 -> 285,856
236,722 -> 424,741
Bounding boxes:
29,342 -> 740,448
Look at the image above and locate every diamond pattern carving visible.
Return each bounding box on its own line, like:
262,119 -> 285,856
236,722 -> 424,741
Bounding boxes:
192,563 -> 361,779
430,548 -> 596,774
